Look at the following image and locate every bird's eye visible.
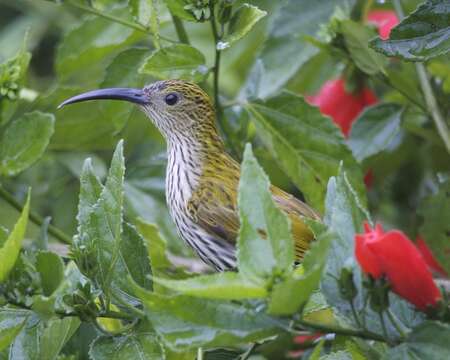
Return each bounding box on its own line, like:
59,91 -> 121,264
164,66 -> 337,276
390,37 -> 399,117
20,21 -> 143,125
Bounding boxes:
165,93 -> 179,106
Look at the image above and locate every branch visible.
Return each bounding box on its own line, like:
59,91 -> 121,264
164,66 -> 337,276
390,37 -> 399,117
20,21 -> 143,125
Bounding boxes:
0,184 -> 72,245
171,13 -> 190,44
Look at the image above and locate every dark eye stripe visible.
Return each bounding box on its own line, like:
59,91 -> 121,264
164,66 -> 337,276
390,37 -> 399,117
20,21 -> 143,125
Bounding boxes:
165,93 -> 178,105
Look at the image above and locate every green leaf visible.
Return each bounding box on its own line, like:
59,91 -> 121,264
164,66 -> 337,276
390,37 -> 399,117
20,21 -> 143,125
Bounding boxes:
139,44 -> 207,82
267,231 -> 332,315
238,144 -> 294,280
10,315 -> 80,360
74,141 -> 124,295
219,4 -> 267,50
246,91 -> 365,213
348,104 -> 403,162
153,272 -> 267,299
36,251 -> 64,296
56,9 -> 143,85
0,111 -> 54,176
164,0 -> 196,22
242,0 -> 345,99
117,222 -> 152,291
428,59 -> 450,93
0,189 -> 30,283
136,219 -> 172,279
90,332 -> 164,360
418,180 -> 450,275
133,285 -> 281,351
0,309 -> 29,352
370,0 -> 450,61
340,20 -> 387,75
321,168 -> 369,321
384,321 -> 450,359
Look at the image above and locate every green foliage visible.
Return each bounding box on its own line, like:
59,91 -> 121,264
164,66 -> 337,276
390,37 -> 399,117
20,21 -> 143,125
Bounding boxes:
370,0 -> 450,61
247,92 -> 365,213
0,112 -> 54,176
219,4 -> 267,50
0,190 -> 30,283
0,0 -> 449,358
349,103 -> 403,162
90,332 -> 164,360
385,321 -> 450,359
139,44 -> 207,82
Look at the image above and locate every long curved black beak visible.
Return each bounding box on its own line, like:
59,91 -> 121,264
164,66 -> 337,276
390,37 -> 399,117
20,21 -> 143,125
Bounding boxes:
57,88 -> 148,109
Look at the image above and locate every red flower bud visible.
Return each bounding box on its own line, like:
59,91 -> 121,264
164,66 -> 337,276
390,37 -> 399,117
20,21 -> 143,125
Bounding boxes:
416,236 -> 448,277
307,78 -> 377,137
355,222 -> 442,310
367,10 -> 399,40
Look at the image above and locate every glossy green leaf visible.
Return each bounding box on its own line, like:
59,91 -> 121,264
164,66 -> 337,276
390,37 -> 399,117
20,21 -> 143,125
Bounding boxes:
418,180 -> 450,275
349,103 -> 403,162
267,231 -> 332,315
370,0 -> 450,61
139,44 -> 207,82
384,321 -> 450,359
238,144 -> 294,280
340,20 -> 387,75
133,285 -> 281,351
0,190 -> 30,283
56,8 -> 143,85
219,4 -> 267,50
154,272 -> 267,299
36,251 -> 64,296
0,111 -> 54,176
246,91 -> 365,213
0,309 -> 29,352
90,332 -> 164,360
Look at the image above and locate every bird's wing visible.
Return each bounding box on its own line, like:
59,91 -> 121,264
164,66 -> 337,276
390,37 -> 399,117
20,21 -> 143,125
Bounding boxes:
270,185 -> 321,258
187,179 -> 240,244
188,178 -> 321,259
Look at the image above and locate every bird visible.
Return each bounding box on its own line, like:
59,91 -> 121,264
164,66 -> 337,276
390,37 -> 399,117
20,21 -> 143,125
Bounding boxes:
59,80 -> 320,271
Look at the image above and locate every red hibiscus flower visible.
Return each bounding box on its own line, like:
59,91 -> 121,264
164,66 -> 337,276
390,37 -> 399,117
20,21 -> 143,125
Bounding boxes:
355,222 -> 442,311
367,10 -> 399,40
307,78 -> 377,137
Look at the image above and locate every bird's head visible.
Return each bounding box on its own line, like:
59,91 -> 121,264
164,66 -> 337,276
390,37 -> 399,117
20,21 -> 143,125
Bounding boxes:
59,80 -> 217,143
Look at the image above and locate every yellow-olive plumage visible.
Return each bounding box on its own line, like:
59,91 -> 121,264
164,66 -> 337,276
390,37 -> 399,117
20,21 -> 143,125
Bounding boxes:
59,80 -> 320,271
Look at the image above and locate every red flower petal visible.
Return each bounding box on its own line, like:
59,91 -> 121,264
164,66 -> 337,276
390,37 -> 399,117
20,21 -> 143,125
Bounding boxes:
355,222 -> 384,278
416,236 -> 448,277
307,79 -> 378,137
367,10 -> 399,40
366,230 -> 442,310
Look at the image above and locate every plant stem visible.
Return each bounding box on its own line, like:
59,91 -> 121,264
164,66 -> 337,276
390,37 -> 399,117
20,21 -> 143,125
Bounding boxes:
350,299 -> 363,329
296,319 -> 386,343
65,0 -> 176,44
171,13 -> 190,44
112,292 -> 146,319
0,184 -> 72,245
393,0 -> 450,153
197,348 -> 203,360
